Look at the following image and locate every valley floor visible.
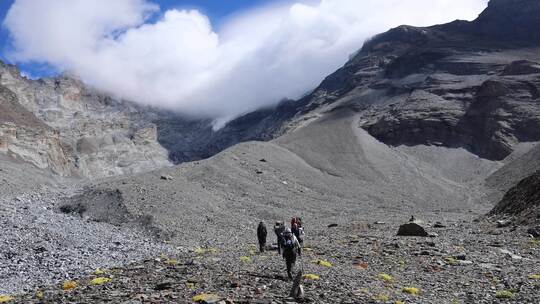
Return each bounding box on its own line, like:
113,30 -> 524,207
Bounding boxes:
5,213 -> 540,304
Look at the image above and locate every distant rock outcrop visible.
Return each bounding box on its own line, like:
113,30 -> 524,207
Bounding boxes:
0,62 -> 174,178
489,171 -> 540,224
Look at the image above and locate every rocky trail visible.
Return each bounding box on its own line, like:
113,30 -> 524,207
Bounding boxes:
4,214 -> 540,304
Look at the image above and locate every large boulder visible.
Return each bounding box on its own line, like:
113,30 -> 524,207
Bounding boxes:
397,223 -> 429,237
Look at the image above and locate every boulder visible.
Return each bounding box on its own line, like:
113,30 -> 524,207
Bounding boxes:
397,223 -> 429,237
155,281 -> 173,290
527,226 -> 540,238
497,219 -> 512,228
433,222 -> 446,228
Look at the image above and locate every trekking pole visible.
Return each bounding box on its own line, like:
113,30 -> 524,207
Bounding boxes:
299,246 -> 305,274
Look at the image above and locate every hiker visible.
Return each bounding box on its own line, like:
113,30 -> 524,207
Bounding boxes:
291,222 -> 305,246
282,228 -> 302,280
257,221 -> 267,252
291,217 -> 298,228
274,221 -> 285,254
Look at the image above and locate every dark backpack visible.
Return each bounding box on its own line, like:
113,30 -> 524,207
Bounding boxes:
282,236 -> 296,259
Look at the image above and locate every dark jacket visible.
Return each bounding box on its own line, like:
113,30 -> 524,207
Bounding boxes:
274,222 -> 285,239
257,222 -> 267,243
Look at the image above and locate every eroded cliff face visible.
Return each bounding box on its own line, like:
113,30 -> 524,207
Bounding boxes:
0,63 -> 171,179
0,82 -> 71,175
0,123 -> 70,175
250,0 -> 540,161
359,53 -> 540,160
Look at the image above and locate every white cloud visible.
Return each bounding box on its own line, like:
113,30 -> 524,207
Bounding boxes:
4,0 -> 488,128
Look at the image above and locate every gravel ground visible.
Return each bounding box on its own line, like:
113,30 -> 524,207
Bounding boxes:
0,188 -> 176,295
5,216 -> 540,303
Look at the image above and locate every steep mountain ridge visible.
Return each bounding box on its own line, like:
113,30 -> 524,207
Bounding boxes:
195,1 -> 540,167
283,0 -> 540,161
2,0 -> 540,181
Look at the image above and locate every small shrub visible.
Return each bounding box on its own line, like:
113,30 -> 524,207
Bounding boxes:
93,268 -> 106,275
377,273 -> 393,282
528,239 -> 540,247
164,259 -> 178,266
402,287 -> 420,295
372,294 -> 390,302
239,256 -> 251,263
313,260 -> 332,267
495,290 -> 513,299
62,281 -> 78,291
303,274 -> 320,280
444,257 -> 457,265
194,247 -> 218,255
0,295 -> 13,303
90,277 -> 112,285
528,274 -> 540,280
36,291 -> 44,299
192,293 -> 219,302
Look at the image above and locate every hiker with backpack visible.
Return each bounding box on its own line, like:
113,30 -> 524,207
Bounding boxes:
291,217 -> 305,246
257,221 -> 267,252
282,227 -> 302,280
291,222 -> 304,246
274,221 -> 285,254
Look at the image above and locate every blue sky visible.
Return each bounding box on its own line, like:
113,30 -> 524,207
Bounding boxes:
0,0 -> 277,77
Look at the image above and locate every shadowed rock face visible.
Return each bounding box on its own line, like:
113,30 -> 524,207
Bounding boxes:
490,170 -> 540,224
285,0 -> 540,161
473,0 -> 540,42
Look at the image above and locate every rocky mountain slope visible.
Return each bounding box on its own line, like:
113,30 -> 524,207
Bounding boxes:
236,0 -> 540,163
2,0 -> 540,303
489,170 -> 540,224
2,0 -> 540,182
